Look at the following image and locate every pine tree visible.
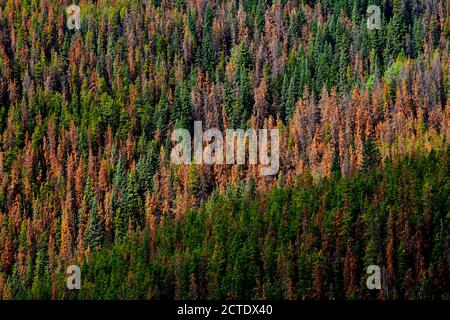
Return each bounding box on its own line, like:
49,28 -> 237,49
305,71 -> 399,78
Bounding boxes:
84,198 -> 104,250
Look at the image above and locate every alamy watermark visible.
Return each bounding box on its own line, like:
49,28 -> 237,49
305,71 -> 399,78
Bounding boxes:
171,122 -> 280,176
367,5 -> 381,30
66,265 -> 81,290
66,263 -> 384,291
67,5 -> 81,30
366,265 -> 382,290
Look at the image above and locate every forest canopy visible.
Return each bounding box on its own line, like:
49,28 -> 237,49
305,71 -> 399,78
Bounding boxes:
0,0 -> 448,299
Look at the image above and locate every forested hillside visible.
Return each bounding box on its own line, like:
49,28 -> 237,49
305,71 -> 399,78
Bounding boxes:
0,0 -> 448,299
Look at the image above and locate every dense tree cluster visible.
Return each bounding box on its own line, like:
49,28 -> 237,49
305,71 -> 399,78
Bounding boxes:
0,0 -> 448,299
